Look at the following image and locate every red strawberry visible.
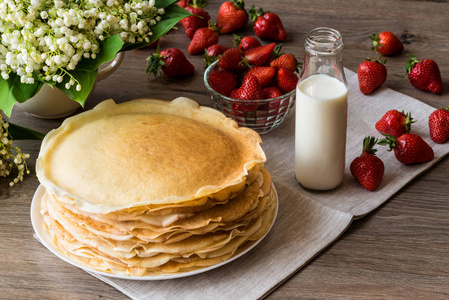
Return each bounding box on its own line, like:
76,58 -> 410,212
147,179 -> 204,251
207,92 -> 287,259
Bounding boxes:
262,86 -> 282,99
230,74 -> 264,100
177,0 -> 191,7
276,68 -> 298,93
233,34 -> 261,51
370,32 -> 404,56
261,86 -> 282,112
208,70 -> 237,97
243,66 -> 275,88
217,0 -> 248,34
181,2 -> 210,39
378,133 -> 434,165
146,48 -> 194,77
218,48 -> 245,72
429,105 -> 449,143
405,55 -> 443,94
357,58 -> 387,95
204,44 -> 229,67
350,136 -> 385,191
188,25 -> 220,55
231,101 -> 259,113
375,110 -> 414,137
243,42 -> 276,66
249,6 -> 287,41
270,53 -> 298,72
230,75 -> 261,112
206,44 -> 228,57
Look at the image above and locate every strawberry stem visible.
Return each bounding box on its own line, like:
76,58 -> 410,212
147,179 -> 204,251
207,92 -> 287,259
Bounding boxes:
232,0 -> 246,10
369,33 -> 383,51
232,34 -> 243,48
405,54 -> 419,78
208,21 -> 221,35
191,0 -> 208,9
378,134 -> 397,151
249,5 -> 265,23
203,49 -> 219,68
271,43 -> 284,58
366,55 -> 387,64
362,136 -> 379,155
146,46 -> 165,77
403,111 -> 416,133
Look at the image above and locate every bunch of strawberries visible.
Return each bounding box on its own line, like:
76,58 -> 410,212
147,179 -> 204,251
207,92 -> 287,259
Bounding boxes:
357,31 -> 444,95
351,110 -> 436,191
146,0 -> 298,110
351,32 -> 448,191
208,41 -> 299,105
146,0 -> 289,76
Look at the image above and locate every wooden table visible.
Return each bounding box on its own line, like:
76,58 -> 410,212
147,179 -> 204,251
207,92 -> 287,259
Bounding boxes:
1,0 -> 448,298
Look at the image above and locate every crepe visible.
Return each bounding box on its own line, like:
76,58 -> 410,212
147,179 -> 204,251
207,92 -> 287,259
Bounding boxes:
36,97 -> 266,213
41,185 -> 277,276
37,98 -> 277,277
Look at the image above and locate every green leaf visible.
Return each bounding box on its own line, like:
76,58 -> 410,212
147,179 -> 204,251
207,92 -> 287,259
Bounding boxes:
0,73 -> 44,117
7,122 -> 45,140
155,0 -> 179,9
76,34 -> 125,72
153,4 -> 192,40
55,69 -> 97,107
121,4 -> 191,51
52,35 -> 121,107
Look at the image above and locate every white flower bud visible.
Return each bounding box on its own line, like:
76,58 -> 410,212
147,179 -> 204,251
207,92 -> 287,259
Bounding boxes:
54,55 -> 62,65
72,53 -> 81,62
57,37 -> 68,45
83,41 -> 92,50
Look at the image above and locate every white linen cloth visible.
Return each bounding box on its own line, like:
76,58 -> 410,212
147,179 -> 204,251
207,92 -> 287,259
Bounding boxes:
86,69 -> 449,299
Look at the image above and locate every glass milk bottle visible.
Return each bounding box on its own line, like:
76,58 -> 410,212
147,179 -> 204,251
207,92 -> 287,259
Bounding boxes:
295,27 -> 348,190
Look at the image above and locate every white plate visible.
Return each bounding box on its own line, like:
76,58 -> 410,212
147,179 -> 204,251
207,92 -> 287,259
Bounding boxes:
31,184 -> 278,280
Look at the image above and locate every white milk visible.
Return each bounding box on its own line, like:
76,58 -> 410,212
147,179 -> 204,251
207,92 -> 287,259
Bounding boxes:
295,74 -> 348,190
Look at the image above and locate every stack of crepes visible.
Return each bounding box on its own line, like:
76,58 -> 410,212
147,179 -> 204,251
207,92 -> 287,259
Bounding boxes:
36,97 -> 278,277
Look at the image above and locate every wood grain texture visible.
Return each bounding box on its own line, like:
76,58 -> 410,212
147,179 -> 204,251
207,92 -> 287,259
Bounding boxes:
1,0 -> 449,299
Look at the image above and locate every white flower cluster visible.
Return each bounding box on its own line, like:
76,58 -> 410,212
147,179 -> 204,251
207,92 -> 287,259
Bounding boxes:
0,114 -> 31,186
0,0 -> 164,90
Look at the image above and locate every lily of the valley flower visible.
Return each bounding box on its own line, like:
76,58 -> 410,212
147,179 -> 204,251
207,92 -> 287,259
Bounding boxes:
0,0 -> 165,90
0,114 -> 30,186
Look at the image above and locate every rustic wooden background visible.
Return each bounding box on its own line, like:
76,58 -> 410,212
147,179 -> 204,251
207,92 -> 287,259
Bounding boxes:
1,0 -> 449,298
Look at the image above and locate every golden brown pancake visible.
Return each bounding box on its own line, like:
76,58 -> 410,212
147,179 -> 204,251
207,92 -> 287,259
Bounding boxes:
37,98 -> 266,213
37,98 -> 276,277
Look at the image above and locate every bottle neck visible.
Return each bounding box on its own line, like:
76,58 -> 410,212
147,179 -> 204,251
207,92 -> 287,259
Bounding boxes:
305,27 -> 344,55
300,27 -> 346,85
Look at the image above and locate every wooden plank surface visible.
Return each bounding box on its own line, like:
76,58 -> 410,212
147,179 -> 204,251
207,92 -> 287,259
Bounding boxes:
1,0 -> 449,299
